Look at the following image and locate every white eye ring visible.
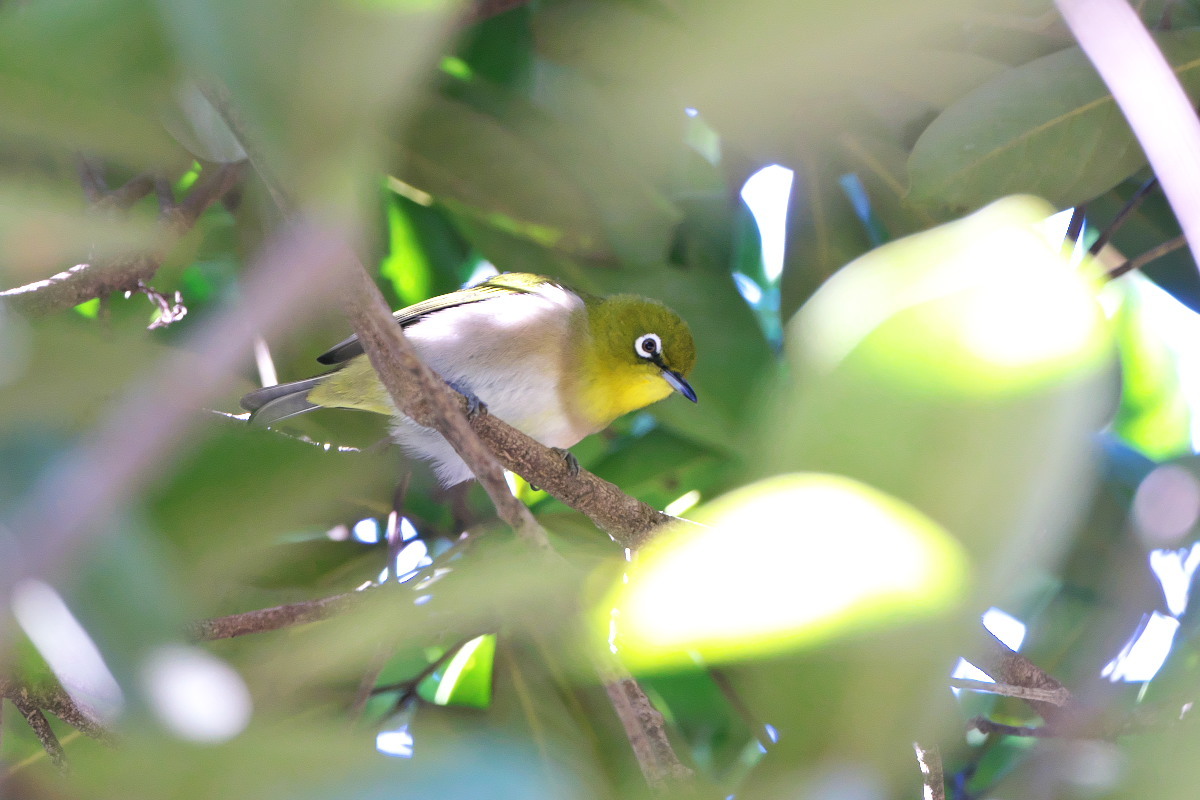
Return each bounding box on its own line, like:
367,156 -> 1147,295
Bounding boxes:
635,333 -> 661,360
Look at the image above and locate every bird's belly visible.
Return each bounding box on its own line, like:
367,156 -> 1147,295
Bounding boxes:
453,365 -> 588,448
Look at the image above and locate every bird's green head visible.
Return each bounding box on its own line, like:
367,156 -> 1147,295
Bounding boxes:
576,295 -> 697,425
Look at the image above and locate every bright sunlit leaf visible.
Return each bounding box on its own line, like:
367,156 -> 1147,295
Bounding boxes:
604,474 -> 969,669
380,197 -> 434,306
791,195 -> 1112,396
419,634 -> 496,708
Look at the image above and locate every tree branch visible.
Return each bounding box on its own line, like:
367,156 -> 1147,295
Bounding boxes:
972,629 -> 1074,727
913,741 -> 945,800
0,680 -> 111,774
468,412 -> 681,548
1105,234 -> 1188,280
190,592 -> 359,641
0,162 -> 244,317
338,262 -> 551,549
949,677 -> 1071,707
593,653 -> 693,794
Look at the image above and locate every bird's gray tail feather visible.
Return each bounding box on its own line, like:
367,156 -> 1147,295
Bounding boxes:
240,378 -> 323,426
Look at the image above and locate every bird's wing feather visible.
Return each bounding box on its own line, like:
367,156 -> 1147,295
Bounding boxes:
316,273 -> 562,365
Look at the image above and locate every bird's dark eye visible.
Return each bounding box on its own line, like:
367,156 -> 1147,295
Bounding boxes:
635,333 -> 661,359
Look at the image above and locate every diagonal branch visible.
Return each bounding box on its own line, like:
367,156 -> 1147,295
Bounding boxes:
593,652 -> 694,793
0,680 -> 111,774
190,592 -> 360,640
339,261 -> 551,549
11,700 -> 66,773
973,629 -> 1073,726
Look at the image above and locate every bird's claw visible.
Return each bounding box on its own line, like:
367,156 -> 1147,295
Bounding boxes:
465,393 -> 488,419
551,447 -> 580,476
448,382 -> 488,419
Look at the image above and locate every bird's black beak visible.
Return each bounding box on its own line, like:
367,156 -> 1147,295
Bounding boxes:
658,362 -> 698,403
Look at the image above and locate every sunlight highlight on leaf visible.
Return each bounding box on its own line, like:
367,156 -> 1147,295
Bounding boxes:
426,634 -> 496,708
792,195 -> 1111,395
604,474 -> 969,669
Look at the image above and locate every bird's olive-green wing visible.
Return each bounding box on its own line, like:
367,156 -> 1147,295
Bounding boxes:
316,273 -> 563,365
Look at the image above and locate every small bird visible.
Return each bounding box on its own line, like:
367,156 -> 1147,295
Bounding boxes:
241,273 -> 698,486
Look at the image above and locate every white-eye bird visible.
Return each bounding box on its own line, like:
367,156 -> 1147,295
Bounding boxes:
240,273 -> 698,486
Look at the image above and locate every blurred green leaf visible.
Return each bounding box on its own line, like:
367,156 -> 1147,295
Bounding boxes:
1110,279 -> 1193,460
397,82 -> 682,265
909,30 -> 1200,214
0,182 -> 165,287
379,193 -> 471,308
146,416 -> 400,596
765,196 -> 1116,592
0,0 -> 184,168
158,0 -> 457,208
605,473 -> 969,669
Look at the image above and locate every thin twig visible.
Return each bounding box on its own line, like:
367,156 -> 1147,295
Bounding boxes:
190,592 -> 360,640
972,629 -> 1073,725
969,717 -> 1052,738
1,680 -> 114,747
1065,204 -> 1087,245
9,697 -> 66,773
1091,176 -> 1159,255
371,635 -> 477,711
710,667 -> 775,751
1106,234 -> 1188,280
75,156 -> 108,203
350,644 -> 395,718
949,677 -> 1071,706
914,741 -> 945,800
101,175 -> 156,212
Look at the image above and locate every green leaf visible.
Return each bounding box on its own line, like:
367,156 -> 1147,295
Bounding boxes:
603,473 -> 969,669
158,0 -> 459,206
764,196 -> 1117,581
418,634 -> 496,708
840,133 -> 943,235
455,4 -> 534,88
908,30 -> 1200,214
1110,279 -> 1193,460
397,81 -> 682,265
0,0 -> 182,168
146,416 -> 400,595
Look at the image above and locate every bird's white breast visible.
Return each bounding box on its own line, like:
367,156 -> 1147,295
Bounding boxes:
390,284 -> 590,485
